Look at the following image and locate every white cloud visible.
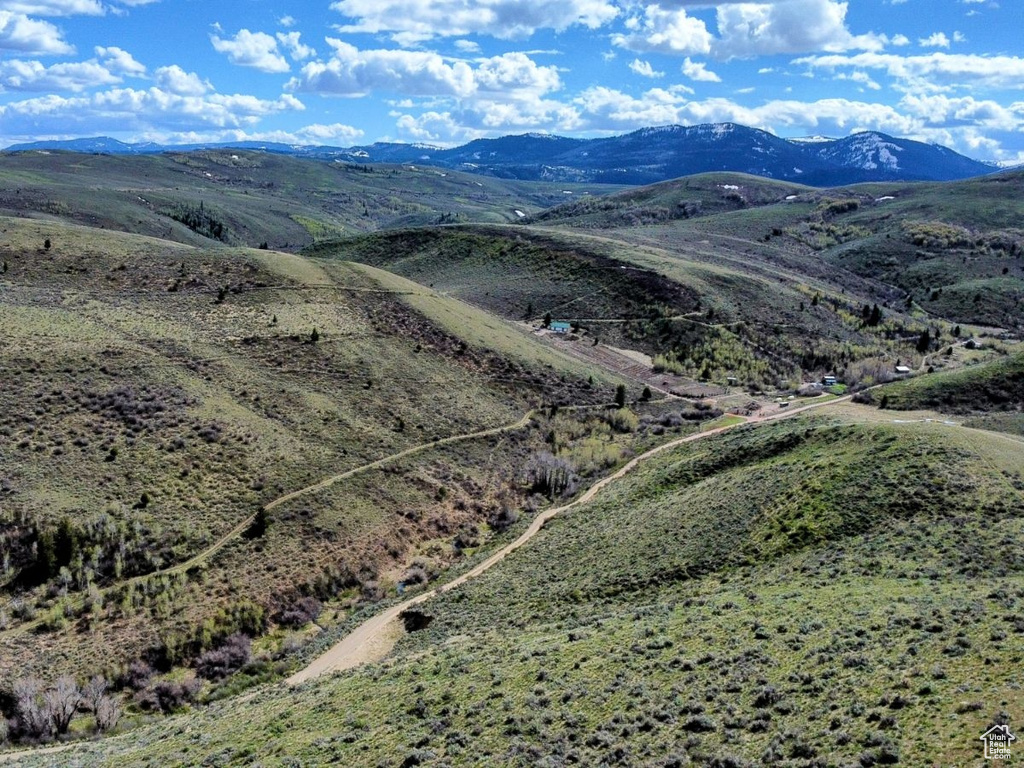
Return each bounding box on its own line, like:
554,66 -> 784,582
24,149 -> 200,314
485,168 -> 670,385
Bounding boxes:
0,87 -> 303,140
278,15 -> 295,28
681,57 -> 720,82
0,1 -> 103,16
211,29 -> 289,73
288,41 -> 561,100
629,58 -> 664,78
276,31 -> 315,61
890,34 -> 910,46
713,0 -> 888,58
154,65 -> 210,96
330,0 -> 618,44
454,39 -> 481,53
0,58 -> 119,91
0,10 -> 73,54
794,52 -> 1024,91
834,70 -> 881,90
918,32 -> 950,48
612,6 -> 712,56
95,45 -> 145,76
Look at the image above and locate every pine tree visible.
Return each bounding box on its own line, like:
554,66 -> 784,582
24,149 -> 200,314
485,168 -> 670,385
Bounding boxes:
615,384 -> 626,409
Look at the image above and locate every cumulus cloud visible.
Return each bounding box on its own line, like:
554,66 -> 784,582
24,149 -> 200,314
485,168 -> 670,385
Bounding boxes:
211,29 -> 289,73
713,0 -> 888,58
681,57 -> 720,82
276,31 -> 315,61
154,65 -> 210,96
612,6 -> 712,56
919,32 -> 950,48
629,58 -> 664,78
288,41 -> 561,100
0,1 -> 103,16
0,10 -> 73,54
0,87 -> 303,140
329,0 -> 618,44
95,45 -> 145,76
794,52 -> 1024,91
0,58 -> 120,91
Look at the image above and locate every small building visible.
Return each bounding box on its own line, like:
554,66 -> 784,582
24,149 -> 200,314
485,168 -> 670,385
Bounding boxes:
894,365 -> 912,375
823,375 -> 837,386
550,321 -> 572,334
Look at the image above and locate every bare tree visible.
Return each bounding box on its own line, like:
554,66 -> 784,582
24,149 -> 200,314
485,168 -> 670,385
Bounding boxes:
13,677 -> 51,741
42,676 -> 80,735
94,694 -> 122,733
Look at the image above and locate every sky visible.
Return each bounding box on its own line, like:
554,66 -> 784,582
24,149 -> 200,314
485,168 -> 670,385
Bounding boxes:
0,0 -> 1020,163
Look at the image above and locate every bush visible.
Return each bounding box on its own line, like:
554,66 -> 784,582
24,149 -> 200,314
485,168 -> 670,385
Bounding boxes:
275,596 -> 323,629
136,678 -> 201,713
195,634 -> 252,680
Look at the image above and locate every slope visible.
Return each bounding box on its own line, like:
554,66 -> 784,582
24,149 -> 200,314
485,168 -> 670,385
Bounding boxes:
0,213 -> 618,682
0,149 -> 618,251
24,404 -> 1023,767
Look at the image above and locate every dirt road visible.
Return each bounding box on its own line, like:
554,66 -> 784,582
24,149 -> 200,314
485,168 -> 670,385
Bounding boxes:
289,394 -> 851,684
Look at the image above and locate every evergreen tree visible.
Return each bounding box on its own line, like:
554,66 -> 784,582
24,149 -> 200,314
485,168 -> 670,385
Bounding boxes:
868,304 -> 882,327
614,384 -> 626,409
916,328 -> 931,354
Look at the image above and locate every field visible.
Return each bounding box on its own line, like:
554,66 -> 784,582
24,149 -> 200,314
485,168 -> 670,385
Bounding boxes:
20,405 -> 1023,766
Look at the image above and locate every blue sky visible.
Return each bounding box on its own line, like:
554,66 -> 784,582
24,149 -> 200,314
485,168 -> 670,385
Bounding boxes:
0,0 -> 1020,162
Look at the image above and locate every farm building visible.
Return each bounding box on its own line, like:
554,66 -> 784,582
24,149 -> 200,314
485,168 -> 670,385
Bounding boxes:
823,375 -> 837,386
894,365 -> 912,375
550,321 -> 572,334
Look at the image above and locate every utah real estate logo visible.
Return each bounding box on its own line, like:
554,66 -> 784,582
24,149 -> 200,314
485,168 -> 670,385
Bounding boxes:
980,724 -> 1016,760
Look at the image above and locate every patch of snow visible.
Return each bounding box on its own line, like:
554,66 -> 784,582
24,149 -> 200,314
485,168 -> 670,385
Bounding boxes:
785,195 -> 798,200
230,155 -> 239,160
562,190 -> 573,194
789,135 -> 835,144
875,195 -> 895,202
793,168 -> 803,174
514,210 -> 526,218
720,184 -> 740,190
712,123 -> 733,139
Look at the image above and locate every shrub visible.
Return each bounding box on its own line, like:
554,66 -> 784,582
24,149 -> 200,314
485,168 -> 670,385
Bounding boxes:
136,679 -> 201,713
275,596 -> 323,629
195,633 -> 252,680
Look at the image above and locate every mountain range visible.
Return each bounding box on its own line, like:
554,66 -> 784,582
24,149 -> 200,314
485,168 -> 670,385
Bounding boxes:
4,122 -> 995,187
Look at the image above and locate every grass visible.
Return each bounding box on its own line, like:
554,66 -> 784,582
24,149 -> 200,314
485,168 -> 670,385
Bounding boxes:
21,413 -> 1022,766
870,348 -> 1024,415
0,214 -> 619,683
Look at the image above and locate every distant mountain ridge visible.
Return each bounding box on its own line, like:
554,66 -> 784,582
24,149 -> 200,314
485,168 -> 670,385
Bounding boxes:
5,123 -> 995,186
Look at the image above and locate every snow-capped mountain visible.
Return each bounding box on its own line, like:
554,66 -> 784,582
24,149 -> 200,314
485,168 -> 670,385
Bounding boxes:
4,124 -> 994,186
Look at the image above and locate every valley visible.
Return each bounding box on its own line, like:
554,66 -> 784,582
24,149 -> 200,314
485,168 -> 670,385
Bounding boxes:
0,146 -> 1020,767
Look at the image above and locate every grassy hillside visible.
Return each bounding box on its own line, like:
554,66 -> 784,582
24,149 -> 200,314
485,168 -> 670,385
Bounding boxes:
26,409 -> 1024,766
535,169 -> 1024,332
0,214 -> 627,684
528,172 -> 812,228
0,149 -> 618,251
311,223 -> 953,390
869,348 -> 1024,415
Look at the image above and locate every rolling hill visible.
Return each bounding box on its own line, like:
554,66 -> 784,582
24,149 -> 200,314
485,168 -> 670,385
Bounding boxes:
13,405 -> 1022,766
0,147 -> 1021,766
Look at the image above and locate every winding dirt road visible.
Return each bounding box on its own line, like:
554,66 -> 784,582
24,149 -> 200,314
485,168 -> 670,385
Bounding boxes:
288,394 -> 850,685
